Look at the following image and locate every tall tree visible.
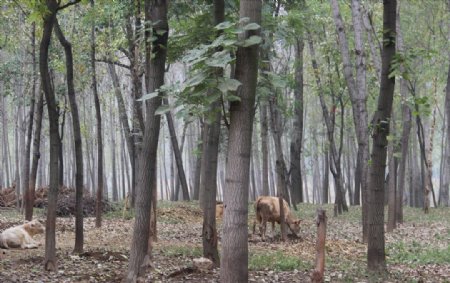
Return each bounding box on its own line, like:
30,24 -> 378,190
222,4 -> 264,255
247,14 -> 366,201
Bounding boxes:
90,0 -> 104,228
24,22 -> 37,221
367,0 -> 397,272
220,0 -> 261,282
126,0 -> 168,280
54,20 -> 84,254
201,0 -> 224,266
39,0 -> 60,271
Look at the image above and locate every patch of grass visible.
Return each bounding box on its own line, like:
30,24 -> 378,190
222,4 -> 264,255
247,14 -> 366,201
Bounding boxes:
158,245 -> 202,258
387,241 -> 450,266
104,201 -> 134,219
249,251 -> 310,271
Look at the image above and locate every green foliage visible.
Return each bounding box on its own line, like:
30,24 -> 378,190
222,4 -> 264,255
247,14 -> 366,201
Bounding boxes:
387,241 -> 450,266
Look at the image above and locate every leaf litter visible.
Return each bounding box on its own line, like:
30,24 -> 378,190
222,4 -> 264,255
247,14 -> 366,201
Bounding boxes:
0,204 -> 449,282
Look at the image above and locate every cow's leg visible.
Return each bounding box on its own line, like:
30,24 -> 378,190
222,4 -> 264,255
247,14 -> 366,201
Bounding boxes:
261,218 -> 268,241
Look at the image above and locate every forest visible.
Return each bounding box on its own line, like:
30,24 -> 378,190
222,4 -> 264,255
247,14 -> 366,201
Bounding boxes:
0,0 -> 450,282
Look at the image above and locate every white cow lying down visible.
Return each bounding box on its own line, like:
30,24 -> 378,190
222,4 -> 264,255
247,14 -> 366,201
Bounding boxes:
0,220 -> 45,249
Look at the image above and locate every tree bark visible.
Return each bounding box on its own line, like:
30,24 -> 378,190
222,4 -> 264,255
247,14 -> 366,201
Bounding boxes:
201,0 -> 224,266
165,103 -> 190,201
54,20 -> 84,254
289,36 -> 304,205
311,209 -> 326,283
90,0 -> 105,228
260,102 -> 270,196
24,22 -> 37,220
220,1 -> 261,281
367,0 -> 396,272
441,58 -> 450,206
126,0 -> 168,280
395,7 -> 411,221
40,0 -> 60,271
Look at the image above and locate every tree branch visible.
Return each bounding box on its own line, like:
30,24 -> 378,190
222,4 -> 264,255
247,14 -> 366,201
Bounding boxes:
95,58 -> 130,69
58,0 -> 81,11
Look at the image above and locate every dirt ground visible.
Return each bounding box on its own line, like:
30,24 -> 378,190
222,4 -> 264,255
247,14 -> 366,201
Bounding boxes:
1,203 -> 449,282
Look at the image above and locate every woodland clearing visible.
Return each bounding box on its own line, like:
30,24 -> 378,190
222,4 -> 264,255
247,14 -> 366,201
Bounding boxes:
0,202 -> 449,282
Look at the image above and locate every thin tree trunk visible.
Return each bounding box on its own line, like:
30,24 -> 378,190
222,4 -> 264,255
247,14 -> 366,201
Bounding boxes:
441,46 -> 450,206
395,8 -> 411,220
110,100 -> 118,202
24,22 -> 37,220
165,103 -> 190,201
260,102 -> 269,196
54,21 -> 84,254
91,0 -> 104,224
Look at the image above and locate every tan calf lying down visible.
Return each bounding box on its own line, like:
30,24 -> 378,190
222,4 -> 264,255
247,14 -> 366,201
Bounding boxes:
252,196 -> 301,240
0,220 -> 45,249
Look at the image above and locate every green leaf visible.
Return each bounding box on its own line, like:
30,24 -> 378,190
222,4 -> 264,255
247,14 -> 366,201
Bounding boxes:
155,105 -> 171,116
137,91 -> 159,102
242,35 -> 262,47
243,23 -> 260,31
217,78 -> 242,93
206,50 -> 233,68
215,21 -> 234,30
226,95 -> 241,102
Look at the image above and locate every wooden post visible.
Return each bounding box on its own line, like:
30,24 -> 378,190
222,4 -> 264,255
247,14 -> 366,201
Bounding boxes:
311,208 -> 327,283
278,196 -> 287,241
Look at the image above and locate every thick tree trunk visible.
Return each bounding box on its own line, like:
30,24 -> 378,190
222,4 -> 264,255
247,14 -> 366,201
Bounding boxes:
54,21 -> 84,254
220,1 -> 261,281
40,0 -> 60,271
367,0 -> 396,272
126,0 -> 168,280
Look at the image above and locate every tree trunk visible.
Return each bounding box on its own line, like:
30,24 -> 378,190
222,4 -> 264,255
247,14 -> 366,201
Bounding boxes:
40,0 -> 61,271
395,8 -> 411,220
165,103 -> 190,201
387,136 -> 397,233
311,209 -> 326,283
330,0 -> 370,240
201,0 -> 224,266
107,63 -> 134,207
367,0 -> 396,272
54,21 -> 84,254
220,1 -> 261,281
192,124 -> 203,201
260,102 -> 269,196
90,0 -> 104,228
110,99 -> 118,202
441,58 -> 450,206
289,37 -> 304,205
24,22 -> 37,220
126,0 -> 168,280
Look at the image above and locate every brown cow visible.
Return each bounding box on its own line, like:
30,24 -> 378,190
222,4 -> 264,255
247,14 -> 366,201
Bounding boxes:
252,196 -> 301,241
